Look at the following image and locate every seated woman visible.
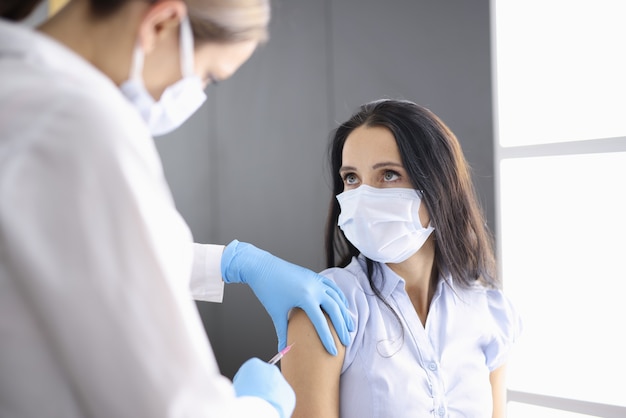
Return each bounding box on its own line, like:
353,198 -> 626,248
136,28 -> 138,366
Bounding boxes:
281,99 -> 521,418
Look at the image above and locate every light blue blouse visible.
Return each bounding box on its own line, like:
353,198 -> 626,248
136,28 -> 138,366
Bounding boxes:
322,256 -> 521,418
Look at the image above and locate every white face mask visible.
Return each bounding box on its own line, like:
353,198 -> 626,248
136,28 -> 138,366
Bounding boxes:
337,185 -> 435,264
120,16 -> 207,136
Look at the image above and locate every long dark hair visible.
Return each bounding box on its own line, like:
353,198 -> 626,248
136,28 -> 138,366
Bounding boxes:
1,0 -> 44,20
325,99 -> 499,290
0,0 -> 127,21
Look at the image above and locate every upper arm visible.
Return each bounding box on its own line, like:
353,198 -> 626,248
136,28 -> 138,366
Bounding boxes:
490,364 -> 508,418
281,308 -> 345,418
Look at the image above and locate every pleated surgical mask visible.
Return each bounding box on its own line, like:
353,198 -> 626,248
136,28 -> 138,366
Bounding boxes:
120,16 -> 207,136
337,185 -> 434,264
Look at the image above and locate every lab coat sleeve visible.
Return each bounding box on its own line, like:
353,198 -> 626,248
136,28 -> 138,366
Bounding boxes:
191,243 -> 226,303
0,87 -> 278,417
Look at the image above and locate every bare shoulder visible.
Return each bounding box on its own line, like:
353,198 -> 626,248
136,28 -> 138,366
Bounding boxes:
282,309 -> 344,418
283,308 -> 345,375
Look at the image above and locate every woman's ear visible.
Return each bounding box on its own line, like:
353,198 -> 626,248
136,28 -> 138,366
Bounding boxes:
137,0 -> 187,53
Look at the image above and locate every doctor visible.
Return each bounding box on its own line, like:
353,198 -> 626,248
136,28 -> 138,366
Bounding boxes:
0,0 -> 353,417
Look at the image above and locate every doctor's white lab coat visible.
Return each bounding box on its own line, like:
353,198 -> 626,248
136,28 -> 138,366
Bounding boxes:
0,19 -> 278,418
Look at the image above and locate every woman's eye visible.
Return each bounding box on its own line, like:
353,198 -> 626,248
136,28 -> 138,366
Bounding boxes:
343,173 -> 358,185
383,170 -> 400,182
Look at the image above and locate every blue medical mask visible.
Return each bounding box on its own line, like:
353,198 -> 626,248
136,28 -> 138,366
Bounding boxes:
120,16 -> 207,136
337,185 -> 435,264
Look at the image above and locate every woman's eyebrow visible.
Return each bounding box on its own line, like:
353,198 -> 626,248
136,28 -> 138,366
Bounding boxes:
372,162 -> 404,169
340,162 -> 403,173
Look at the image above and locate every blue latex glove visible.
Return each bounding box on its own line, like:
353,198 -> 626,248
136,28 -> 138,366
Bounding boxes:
233,358 -> 295,418
221,240 -> 354,355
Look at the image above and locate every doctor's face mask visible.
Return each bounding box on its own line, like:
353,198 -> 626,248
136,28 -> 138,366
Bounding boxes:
120,16 -> 207,136
337,185 -> 435,264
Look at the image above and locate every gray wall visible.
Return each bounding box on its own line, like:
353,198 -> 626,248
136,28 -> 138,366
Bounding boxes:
156,0 -> 494,379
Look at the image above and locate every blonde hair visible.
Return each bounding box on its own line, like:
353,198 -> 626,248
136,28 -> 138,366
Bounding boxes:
0,0 -> 270,44
186,0 -> 270,44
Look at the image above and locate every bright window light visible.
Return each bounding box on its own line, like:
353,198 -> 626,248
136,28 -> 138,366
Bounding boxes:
494,0 -> 626,147
494,0 -> 626,415
500,152 -> 626,407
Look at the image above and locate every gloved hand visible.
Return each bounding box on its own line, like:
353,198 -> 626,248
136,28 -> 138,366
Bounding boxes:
233,358 -> 295,418
221,240 -> 354,355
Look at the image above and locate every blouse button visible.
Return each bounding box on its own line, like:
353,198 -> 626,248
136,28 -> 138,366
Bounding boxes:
428,362 -> 438,371
438,406 -> 446,416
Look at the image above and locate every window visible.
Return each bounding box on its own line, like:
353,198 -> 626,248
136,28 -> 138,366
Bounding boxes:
492,1 -> 626,416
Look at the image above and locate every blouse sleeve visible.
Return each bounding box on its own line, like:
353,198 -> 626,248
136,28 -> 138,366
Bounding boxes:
320,261 -> 369,373
484,289 -> 523,371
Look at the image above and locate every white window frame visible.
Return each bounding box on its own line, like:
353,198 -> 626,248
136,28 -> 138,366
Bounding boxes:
490,1 -> 626,417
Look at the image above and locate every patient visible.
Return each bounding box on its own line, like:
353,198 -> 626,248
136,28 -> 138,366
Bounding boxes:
281,99 -> 521,418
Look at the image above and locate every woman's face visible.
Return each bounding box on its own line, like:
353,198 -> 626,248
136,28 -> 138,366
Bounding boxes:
340,125 -> 430,226
193,39 -> 259,86
340,125 -> 411,190
143,34 -> 258,99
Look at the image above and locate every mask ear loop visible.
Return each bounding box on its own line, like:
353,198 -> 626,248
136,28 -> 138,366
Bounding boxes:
128,41 -> 145,81
179,15 -> 196,78
128,16 -> 193,82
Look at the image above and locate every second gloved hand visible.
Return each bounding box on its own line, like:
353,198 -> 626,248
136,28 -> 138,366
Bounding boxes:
221,240 -> 354,355
233,358 -> 295,418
